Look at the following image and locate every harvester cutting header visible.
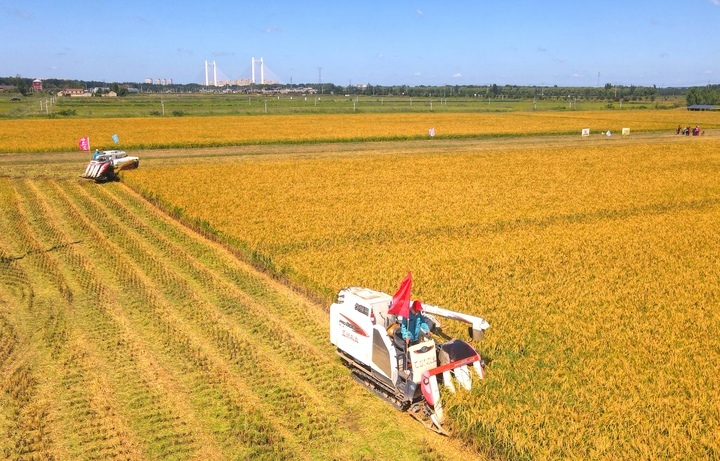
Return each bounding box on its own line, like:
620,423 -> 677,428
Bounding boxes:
81,150 -> 139,182
330,272 -> 490,434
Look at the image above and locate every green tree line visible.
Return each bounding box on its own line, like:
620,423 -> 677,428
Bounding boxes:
685,85 -> 720,105
2,75 -> 717,105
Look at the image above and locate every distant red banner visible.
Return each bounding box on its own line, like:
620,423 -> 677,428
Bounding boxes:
78,136 -> 90,151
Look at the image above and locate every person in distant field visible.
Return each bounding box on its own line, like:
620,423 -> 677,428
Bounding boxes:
93,149 -> 101,159
676,124 -> 682,135
401,300 -> 431,346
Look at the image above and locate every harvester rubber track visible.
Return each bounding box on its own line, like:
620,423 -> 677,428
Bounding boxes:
350,372 -> 407,411
337,350 -> 409,411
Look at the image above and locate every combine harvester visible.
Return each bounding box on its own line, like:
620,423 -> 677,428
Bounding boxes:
81,150 -> 139,182
330,273 -> 489,434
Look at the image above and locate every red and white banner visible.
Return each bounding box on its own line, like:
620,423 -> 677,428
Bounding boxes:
78,137 -> 90,151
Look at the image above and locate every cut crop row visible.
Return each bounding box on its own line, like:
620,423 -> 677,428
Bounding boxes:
62,180 -> 375,454
41,179 -> 279,460
1,175 -> 466,460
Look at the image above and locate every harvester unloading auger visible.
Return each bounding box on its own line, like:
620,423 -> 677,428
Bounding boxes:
81,150 -> 139,182
330,273 -> 489,435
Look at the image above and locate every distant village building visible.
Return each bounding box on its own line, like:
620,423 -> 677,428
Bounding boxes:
217,78 -> 252,86
33,79 -> 43,91
58,88 -> 89,97
146,78 -> 172,85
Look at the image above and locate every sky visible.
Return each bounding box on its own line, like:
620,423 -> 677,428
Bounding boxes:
1,0 -> 719,88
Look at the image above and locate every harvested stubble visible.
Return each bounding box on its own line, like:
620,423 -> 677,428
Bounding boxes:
0,171 -> 475,460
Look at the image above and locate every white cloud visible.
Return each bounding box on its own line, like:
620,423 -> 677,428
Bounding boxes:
710,0 -> 719,5
452,73 -> 462,78
416,9 -> 424,16
265,26 -> 282,33
4,7 -> 33,19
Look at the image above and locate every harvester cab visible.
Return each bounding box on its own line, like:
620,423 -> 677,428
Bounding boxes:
81,150 -> 139,182
329,286 -> 489,434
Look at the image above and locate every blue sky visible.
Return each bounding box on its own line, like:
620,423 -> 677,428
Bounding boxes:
2,0 -> 718,87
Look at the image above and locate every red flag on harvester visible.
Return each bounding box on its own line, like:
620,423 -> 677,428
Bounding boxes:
388,271 -> 412,317
78,137 -> 90,151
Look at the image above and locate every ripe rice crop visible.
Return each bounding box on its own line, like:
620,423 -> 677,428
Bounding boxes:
124,135 -> 720,460
1,110 -> 719,152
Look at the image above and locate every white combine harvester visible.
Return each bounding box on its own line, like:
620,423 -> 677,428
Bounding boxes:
81,150 -> 139,182
330,276 -> 489,434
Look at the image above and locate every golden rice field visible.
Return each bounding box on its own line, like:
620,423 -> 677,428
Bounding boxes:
122,132 -> 720,460
1,110 -> 720,460
1,110 -> 720,153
